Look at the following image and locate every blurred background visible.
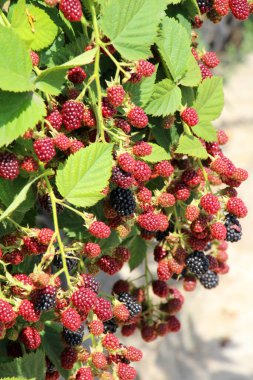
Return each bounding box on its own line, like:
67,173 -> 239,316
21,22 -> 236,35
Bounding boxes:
118,15 -> 253,380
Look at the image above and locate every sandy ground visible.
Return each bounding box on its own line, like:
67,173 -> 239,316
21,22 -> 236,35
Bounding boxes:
118,54 -> 253,380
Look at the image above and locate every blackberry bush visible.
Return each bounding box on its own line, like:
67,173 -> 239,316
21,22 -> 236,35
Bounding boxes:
0,0 -> 250,379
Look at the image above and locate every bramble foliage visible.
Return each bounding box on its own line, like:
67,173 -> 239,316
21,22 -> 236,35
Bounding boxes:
0,0 -> 251,379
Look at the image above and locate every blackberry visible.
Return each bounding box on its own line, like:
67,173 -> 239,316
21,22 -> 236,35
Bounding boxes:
38,193 -> 64,214
197,0 -> 211,13
110,188 -> 136,216
199,270 -> 219,289
103,319 -> 118,334
82,274 -> 100,293
34,286 -> 56,311
118,293 -> 142,318
185,251 -> 209,276
156,226 -> 172,242
225,213 -> 242,243
62,325 -> 84,346
53,252 -> 78,272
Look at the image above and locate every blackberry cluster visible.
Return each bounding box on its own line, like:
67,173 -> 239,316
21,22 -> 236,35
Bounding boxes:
199,270 -> 219,289
103,319 -> 118,334
34,287 -> 56,311
53,253 -> 78,272
118,293 -> 142,317
110,188 -> 136,216
197,0 -> 211,13
225,213 -> 242,243
62,325 -> 84,346
185,251 -> 209,276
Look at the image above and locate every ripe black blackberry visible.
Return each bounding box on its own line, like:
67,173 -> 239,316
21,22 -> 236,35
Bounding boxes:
197,0 -> 211,13
225,213 -> 242,243
199,270 -> 219,289
34,286 -> 57,311
118,293 -> 142,318
103,318 -> 118,334
38,193 -> 64,214
185,251 -> 209,276
53,252 -> 78,272
110,188 -> 136,216
62,325 -> 84,346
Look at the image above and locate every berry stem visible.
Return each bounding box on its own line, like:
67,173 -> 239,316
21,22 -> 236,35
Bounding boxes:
197,158 -> 212,192
0,9 -> 10,27
44,176 -> 72,288
80,14 -> 89,38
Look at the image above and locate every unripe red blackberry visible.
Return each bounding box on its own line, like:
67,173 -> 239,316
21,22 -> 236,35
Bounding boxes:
59,0 -> 82,22
126,346 -> 143,362
183,276 -> 197,291
152,280 -> 169,298
133,161 -> 151,181
174,183 -> 190,201
83,242 -> 101,258
113,246 -> 131,263
61,307 -> 82,331
154,160 -> 174,177
168,257 -> 184,275
167,315 -> 181,332
136,60 -> 155,77
226,197 -> 248,218
54,133 -> 71,151
18,299 -> 40,322
93,297 -> 113,321
111,167 -> 134,189
229,0 -> 249,20
210,222 -> 227,240
61,100 -> 84,130
92,352 -> 107,369
0,299 -> 16,324
213,0 -> 229,16
117,152 -> 135,173
182,169 -> 201,187
75,367 -> 93,380
141,324 -> 157,342
200,193 -> 221,214
114,118 -> 131,134
117,363 -> 137,380
102,333 -> 120,350
33,138 -> 56,162
102,97 -> 117,118
0,153 -> 19,180
137,186 -> 152,203
89,221 -> 111,239
30,51 -> 40,66
138,212 -> 161,232
113,304 -> 130,321
157,259 -> 172,281
97,255 -> 123,275
127,107 -> 148,128
181,107 -> 199,126
199,63 -> 213,80
89,320 -> 104,336
121,323 -> 137,337
83,107 -> 96,127
107,85 -> 125,107
154,246 -> 168,262
61,347 -> 78,370
20,327 -> 41,350
71,287 -> 97,312
46,109 -> 63,131
38,228 -> 55,245
185,205 -> 200,221
21,156 -> 38,172
132,141 -> 152,157
67,66 -> 86,83
201,52 -> 220,68
112,280 -> 130,295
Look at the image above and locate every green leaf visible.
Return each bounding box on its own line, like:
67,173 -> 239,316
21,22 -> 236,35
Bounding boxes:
124,67 -> 157,107
0,377 -> 35,380
0,172 -> 51,222
56,143 -> 114,208
145,79 -> 181,116
0,25 -> 33,92
101,0 -> 166,60
0,177 -> 35,214
0,349 -> 45,380
152,123 -> 181,153
0,91 -> 46,147
179,54 -> 201,87
192,122 -> 218,142
35,48 -> 97,95
193,77 -> 224,123
142,143 -> 171,162
99,230 -> 121,253
175,134 -> 208,159
11,2 -> 58,50
125,235 -> 147,271
157,18 -> 191,81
